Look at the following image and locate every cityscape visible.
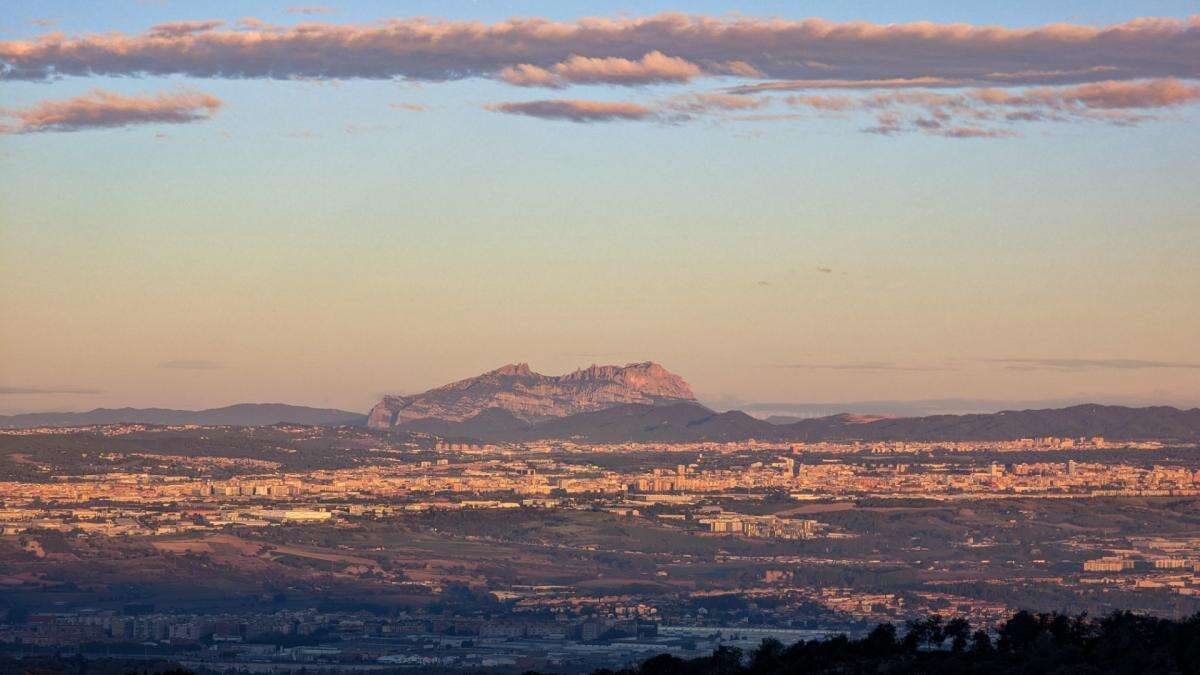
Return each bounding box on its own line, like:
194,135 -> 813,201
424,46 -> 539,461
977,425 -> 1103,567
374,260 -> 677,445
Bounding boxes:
3,410 -> 1200,671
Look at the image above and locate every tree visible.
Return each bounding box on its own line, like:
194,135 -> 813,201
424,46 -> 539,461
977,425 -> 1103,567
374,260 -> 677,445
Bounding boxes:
945,617 -> 971,652
904,614 -> 945,651
636,653 -> 686,675
863,623 -> 897,656
970,629 -> 993,653
710,646 -> 743,675
998,610 -> 1041,651
749,638 -> 784,672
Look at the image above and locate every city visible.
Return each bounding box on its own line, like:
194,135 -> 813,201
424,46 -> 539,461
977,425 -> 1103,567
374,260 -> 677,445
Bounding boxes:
3,422 -> 1200,670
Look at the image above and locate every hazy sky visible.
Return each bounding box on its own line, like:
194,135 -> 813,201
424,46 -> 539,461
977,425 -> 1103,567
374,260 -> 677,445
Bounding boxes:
1,1 -> 1198,414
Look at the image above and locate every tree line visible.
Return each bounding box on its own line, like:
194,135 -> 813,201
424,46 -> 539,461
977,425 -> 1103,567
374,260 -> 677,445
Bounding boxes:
585,610 -> 1200,674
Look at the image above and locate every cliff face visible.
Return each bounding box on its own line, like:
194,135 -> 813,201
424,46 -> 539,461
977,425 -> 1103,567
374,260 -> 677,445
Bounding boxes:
366,361 -> 694,429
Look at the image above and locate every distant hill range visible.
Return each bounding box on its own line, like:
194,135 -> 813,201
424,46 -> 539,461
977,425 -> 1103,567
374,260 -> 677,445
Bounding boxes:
367,362 -> 695,429
0,403 -> 366,429
395,401 -> 1200,444
363,362 -> 1200,443
4,362 -> 1198,442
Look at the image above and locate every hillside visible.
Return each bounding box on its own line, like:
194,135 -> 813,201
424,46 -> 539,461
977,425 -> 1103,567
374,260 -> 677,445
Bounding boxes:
413,402 -> 1200,444
0,403 -> 366,429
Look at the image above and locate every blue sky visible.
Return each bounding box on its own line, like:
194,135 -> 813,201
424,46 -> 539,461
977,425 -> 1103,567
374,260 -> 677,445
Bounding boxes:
1,2 -> 1198,413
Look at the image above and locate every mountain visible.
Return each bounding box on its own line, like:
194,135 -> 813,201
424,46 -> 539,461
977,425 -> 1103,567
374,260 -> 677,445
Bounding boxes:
396,401 -> 777,443
398,402 -> 1200,444
0,403 -> 366,429
516,401 -> 777,443
367,362 -> 695,429
765,413 -> 894,426
781,404 -> 1200,443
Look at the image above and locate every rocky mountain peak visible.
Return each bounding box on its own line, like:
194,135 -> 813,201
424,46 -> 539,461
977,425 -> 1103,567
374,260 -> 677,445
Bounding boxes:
560,362 -> 693,399
489,363 -> 535,377
366,361 -> 695,429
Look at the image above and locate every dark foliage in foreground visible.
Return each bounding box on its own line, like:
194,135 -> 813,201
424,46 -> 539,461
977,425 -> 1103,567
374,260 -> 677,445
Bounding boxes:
591,610 -> 1200,675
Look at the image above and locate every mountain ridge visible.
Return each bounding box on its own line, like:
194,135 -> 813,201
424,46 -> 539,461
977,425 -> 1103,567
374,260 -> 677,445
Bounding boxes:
421,402 -> 1200,444
2,400 -> 1197,443
367,361 -> 695,429
0,403 -> 366,429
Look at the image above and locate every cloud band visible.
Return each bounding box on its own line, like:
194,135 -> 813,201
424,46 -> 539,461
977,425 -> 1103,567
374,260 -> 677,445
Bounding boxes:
1,89 -> 222,134
3,14 -> 1197,86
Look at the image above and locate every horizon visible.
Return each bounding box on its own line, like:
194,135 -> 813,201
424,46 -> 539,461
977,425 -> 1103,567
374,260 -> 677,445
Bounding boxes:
3,356 -> 1200,418
3,370 -> 1200,421
3,357 -> 1200,417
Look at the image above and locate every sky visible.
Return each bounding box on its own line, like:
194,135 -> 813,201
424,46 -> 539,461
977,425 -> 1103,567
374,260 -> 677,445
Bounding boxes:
1,1 -> 1198,415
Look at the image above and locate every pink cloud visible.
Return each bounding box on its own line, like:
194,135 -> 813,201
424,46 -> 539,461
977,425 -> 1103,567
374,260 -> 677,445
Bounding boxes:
486,75 -> 1198,136
1019,78 -> 1200,109
734,77 -> 971,93
663,92 -> 768,118
501,51 -> 703,87
783,94 -> 858,111
499,64 -> 563,87
1,14 -> 1196,85
146,20 -> 226,39
1,89 -> 223,134
287,6 -> 334,15
776,77 -> 1200,137
709,60 -> 764,78
486,99 -> 655,122
936,125 -> 1015,139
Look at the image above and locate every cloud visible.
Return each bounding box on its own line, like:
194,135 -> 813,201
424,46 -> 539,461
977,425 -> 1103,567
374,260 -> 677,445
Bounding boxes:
388,102 -> 429,111
3,14 -> 1196,139
784,94 -> 858,112
287,6 -> 333,14
29,18 -> 58,28
1,89 -> 223,134
2,14 -> 1197,86
982,358 -> 1200,371
344,122 -> 395,134
780,77 -> 1200,137
158,359 -> 224,370
734,77 -> 972,94
728,68 -> 1130,94
486,99 -> 655,122
935,125 -> 1015,139
726,113 -> 807,123
146,20 -> 227,38
500,51 -> 703,87
487,77 -> 1197,135
236,17 -> 271,30
665,92 -> 767,115
976,78 -> 1200,110
498,64 -> 563,88
778,362 -> 953,372
488,91 -> 766,125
